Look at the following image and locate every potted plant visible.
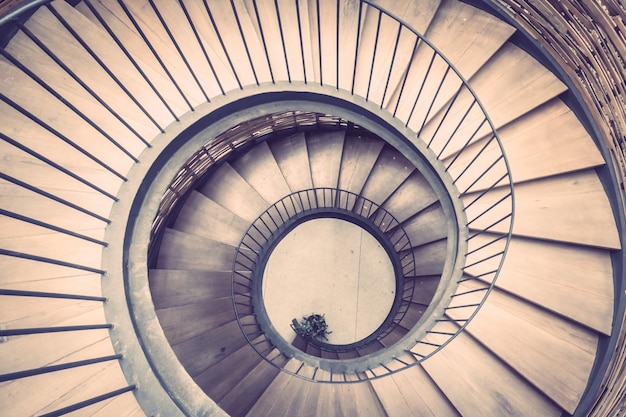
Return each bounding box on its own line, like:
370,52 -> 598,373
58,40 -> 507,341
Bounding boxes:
291,313 -> 332,341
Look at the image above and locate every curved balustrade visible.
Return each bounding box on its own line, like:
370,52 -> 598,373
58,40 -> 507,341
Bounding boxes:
232,188 -> 416,358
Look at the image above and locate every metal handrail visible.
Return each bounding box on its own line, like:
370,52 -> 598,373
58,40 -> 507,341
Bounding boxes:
232,187 -> 417,362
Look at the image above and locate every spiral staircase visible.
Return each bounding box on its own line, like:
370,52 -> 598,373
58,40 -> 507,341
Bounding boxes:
0,0 -> 624,416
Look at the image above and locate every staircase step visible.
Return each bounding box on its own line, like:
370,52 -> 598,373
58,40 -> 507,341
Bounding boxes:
0,217 -> 104,269
444,98 -> 605,192
404,238 -> 447,276
243,360 -> 295,416
156,228 -> 239,272
0,307 -> 108,374
380,170 -> 439,224
469,234 -> 613,334
149,269 -> 232,309
465,169 -> 621,249
448,281 -> 597,413
113,0 -> 206,106
268,132 -> 313,192
199,163 -> 270,223
400,203 -> 447,247
168,319 -> 247,378
0,100 -> 124,197
45,1 -> 169,135
372,364 -> 460,417
423,331 -> 562,417
172,190 -> 249,247
231,140 -> 293,206
338,134 -> 385,197
308,130 -> 345,189
18,6 -> 154,150
75,0 -> 190,114
197,340 -> 268,402
360,146 -> 415,204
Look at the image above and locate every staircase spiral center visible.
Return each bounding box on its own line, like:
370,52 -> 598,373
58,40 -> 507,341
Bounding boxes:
263,218 -> 396,345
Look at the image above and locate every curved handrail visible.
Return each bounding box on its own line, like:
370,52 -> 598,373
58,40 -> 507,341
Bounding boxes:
232,187 -> 417,361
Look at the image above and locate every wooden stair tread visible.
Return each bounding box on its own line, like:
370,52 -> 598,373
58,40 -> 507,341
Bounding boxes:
21,6 -> 156,148
172,190 -> 248,247
308,130 -> 345,189
449,282 -> 597,413
380,170 -> 439,223
47,0 -> 174,131
444,99 -> 605,192
231,140 -> 292,205
338,134 -> 385,196
115,0 -> 206,106
169,319 -> 247,377
467,234 -> 613,334
406,238 -> 447,276
149,269 -> 232,309
199,163 -> 270,224
400,203 -> 448,247
268,132 -> 314,192
465,169 -> 621,249
422,331 -> 562,417
360,146 -> 415,204
75,0 -> 190,114
156,228 -> 238,272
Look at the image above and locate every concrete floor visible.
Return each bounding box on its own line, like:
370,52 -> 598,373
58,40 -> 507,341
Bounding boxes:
263,218 -> 396,345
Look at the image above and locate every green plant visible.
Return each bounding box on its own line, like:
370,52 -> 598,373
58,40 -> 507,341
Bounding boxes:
292,313 -> 332,341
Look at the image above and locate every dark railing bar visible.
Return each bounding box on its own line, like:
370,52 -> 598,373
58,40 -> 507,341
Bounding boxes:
408,350 -> 425,359
392,37 -> 419,118
458,155 -> 505,195
294,0 -> 307,84
380,362 -> 392,373
451,287 -> 489,298
204,0 -> 242,89
465,233 -> 508,256
445,303 -> 481,310
393,356 -> 410,366
365,10 -> 382,101
452,135 -> 499,185
0,93 -> 127,181
117,0 -> 194,111
0,248 -> 106,274
316,0 -> 322,86
0,208 -> 108,246
428,331 -> 456,336
458,270 -> 497,282
466,192 -> 511,226
463,251 -> 505,269
0,323 -> 112,337
405,50 -> 437,127
178,0 -> 226,95
15,21 -> 146,155
335,0 -> 340,89
0,354 -> 120,383
350,0 -> 363,94
0,172 -> 111,224
47,3 -> 161,137
0,288 -> 105,302
461,173 -> 508,211
427,85 -> 470,150
178,0 -> 225,96
148,0 -> 209,102
380,22 -> 403,108
273,0 -> 291,83
436,318 -> 467,322
444,118 -> 489,172
239,240 -> 260,256
468,212 -> 512,237
415,340 -> 442,347
0,132 -> 118,201
251,0 -> 273,84
82,0 -> 179,121
39,385 -> 136,417
418,65 -> 452,137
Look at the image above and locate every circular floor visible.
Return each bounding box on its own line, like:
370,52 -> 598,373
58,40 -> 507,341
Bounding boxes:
262,218 -> 396,345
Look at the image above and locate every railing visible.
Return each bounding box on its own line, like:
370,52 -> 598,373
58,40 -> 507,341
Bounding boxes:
139,0 -> 516,379
0,0 -> 515,399
232,188 -> 416,360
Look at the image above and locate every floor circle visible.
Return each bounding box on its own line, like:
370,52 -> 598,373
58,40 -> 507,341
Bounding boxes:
262,218 -> 396,345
